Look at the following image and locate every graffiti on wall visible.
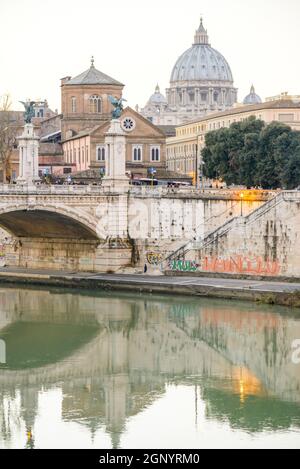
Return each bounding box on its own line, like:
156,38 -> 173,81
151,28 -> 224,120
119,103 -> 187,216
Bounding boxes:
147,252 -> 163,266
201,255 -> 281,276
170,260 -> 198,272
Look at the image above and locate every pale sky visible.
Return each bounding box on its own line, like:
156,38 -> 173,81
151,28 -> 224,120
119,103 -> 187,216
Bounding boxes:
0,0 -> 299,112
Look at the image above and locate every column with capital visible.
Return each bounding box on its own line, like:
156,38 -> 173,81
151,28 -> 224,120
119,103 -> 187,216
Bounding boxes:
209,88 -> 214,107
182,88 -> 187,106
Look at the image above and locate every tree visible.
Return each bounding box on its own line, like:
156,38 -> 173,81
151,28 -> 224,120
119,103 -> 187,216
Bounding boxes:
202,116 -> 265,187
202,117 -> 300,189
0,94 -> 17,183
238,132 -> 260,188
275,131 -> 300,189
202,128 -> 229,181
255,121 -> 291,189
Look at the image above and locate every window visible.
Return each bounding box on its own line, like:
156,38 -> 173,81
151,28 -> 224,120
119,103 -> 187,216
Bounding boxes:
278,113 -> 294,122
132,145 -> 143,162
63,168 -> 72,174
151,146 -> 161,162
71,97 -> 77,113
96,146 -> 106,162
89,95 -> 102,113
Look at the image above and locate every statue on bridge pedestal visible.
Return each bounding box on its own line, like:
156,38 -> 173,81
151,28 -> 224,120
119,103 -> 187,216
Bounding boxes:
17,100 -> 40,185
19,101 -> 36,124
108,96 -> 127,119
103,96 -> 129,191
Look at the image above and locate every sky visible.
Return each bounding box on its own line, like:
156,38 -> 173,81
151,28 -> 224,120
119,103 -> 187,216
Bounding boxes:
0,0 -> 300,112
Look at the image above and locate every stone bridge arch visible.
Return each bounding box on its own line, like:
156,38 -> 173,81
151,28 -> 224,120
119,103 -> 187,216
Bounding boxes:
0,203 -> 100,240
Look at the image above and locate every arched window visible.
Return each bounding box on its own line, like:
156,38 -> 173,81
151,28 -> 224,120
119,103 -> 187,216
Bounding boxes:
71,97 -> 77,113
97,146 -> 106,161
151,146 -> 160,162
89,95 -> 102,113
132,145 -> 142,162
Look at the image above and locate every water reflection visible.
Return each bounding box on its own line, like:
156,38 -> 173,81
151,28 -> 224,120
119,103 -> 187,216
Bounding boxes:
0,287 -> 300,449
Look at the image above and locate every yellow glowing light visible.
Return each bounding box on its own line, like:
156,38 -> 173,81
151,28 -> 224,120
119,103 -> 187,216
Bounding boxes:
239,380 -> 245,404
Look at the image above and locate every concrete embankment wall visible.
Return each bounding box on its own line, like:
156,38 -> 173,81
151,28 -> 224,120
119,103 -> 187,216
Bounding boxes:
183,192 -> 300,278
130,194 -> 265,272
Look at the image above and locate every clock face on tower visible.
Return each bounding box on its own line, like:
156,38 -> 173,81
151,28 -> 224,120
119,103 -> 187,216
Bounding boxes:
121,117 -> 136,132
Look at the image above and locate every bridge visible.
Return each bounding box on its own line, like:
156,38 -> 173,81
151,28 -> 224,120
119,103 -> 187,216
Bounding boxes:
0,184 -> 271,273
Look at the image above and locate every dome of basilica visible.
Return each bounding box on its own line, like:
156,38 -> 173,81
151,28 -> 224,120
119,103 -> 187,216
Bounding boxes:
243,85 -> 262,105
140,19 -> 237,125
170,19 -> 233,84
148,84 -> 168,105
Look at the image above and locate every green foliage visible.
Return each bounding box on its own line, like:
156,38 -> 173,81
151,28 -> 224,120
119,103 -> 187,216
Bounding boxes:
202,116 -> 300,189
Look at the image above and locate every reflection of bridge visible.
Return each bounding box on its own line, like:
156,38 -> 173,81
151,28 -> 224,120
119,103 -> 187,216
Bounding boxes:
0,287 -> 300,448
0,288 -> 299,400
0,185 -> 267,273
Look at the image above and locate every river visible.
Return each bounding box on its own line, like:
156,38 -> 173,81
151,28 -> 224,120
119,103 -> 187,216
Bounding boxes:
0,286 -> 299,449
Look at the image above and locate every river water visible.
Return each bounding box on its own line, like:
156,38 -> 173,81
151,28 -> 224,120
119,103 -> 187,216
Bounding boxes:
0,286 -> 299,449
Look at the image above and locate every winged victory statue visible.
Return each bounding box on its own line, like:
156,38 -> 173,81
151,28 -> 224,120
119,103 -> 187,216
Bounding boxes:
19,100 -> 36,124
108,96 -> 127,119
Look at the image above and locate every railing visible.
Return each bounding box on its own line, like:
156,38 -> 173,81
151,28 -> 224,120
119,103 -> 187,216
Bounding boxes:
165,190 -> 300,263
0,183 -> 283,200
129,186 -> 277,200
241,191 -> 300,226
0,184 -> 105,195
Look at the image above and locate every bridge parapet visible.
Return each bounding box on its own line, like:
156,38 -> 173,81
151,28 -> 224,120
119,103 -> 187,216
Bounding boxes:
0,184 -> 105,196
0,184 -> 277,201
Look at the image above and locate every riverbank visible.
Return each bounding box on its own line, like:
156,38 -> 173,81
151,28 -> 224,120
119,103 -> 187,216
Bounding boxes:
0,267 -> 300,307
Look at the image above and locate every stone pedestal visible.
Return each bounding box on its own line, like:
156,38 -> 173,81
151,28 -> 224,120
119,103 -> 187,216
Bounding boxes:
102,119 -> 129,191
17,124 -> 40,185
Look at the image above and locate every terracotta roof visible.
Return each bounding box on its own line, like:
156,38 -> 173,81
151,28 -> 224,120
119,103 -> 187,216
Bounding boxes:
66,63 -> 123,87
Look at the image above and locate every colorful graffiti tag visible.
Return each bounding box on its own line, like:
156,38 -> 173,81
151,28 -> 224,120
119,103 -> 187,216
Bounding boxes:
170,260 -> 198,273
201,255 -> 281,276
147,252 -> 163,266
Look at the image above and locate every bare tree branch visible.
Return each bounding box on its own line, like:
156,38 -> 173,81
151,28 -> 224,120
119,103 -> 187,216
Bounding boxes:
0,94 -> 18,183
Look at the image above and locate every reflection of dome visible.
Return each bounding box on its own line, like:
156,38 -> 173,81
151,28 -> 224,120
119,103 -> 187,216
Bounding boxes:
148,84 -> 167,105
243,85 -> 262,105
170,19 -> 233,83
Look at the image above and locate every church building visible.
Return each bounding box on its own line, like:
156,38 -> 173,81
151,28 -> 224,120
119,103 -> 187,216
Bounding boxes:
61,59 -> 167,178
140,19 -> 238,125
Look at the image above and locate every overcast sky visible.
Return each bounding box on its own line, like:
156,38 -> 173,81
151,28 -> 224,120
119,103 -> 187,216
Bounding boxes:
1,0 -> 299,112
